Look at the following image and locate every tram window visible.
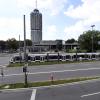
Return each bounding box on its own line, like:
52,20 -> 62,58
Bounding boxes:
49,55 -> 58,59
35,56 -> 40,60
66,55 -> 70,59
28,56 -> 32,60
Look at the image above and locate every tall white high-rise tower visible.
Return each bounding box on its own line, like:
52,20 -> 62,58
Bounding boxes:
30,0 -> 42,44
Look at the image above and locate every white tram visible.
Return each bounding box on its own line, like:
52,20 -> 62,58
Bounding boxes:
9,53 -> 100,63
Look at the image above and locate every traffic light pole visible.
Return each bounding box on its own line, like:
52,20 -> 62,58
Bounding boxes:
23,15 -> 28,87
23,64 -> 28,87
24,68 -> 28,87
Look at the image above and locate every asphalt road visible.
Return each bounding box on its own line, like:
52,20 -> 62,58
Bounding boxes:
35,79 -> 100,100
0,89 -> 33,100
1,62 -> 100,84
1,79 -> 100,100
3,61 -> 100,75
0,53 -> 14,66
1,67 -> 100,84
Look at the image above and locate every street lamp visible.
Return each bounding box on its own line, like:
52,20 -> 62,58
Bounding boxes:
91,25 -> 95,53
23,15 -> 27,62
76,46 -> 79,61
23,15 -> 28,87
19,34 -> 22,63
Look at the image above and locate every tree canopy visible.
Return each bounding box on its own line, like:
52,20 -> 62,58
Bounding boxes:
6,38 -> 18,51
0,40 -> 6,52
66,38 -> 77,43
78,30 -> 100,52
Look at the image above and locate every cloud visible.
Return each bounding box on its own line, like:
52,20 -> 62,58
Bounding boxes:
64,21 -> 86,40
43,25 -> 58,40
0,17 -> 30,40
64,0 -> 100,23
16,0 -> 67,15
64,0 -> 100,40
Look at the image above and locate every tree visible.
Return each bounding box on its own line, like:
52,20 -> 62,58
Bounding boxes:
6,38 -> 18,52
66,38 -> 77,43
0,40 -> 6,52
56,40 -> 63,51
78,30 -> 100,52
26,39 -> 32,46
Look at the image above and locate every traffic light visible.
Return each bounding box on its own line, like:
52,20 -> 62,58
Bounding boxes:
1,67 -> 4,77
23,66 -> 27,72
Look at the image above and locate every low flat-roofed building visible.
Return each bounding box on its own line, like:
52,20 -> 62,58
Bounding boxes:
26,40 -> 79,53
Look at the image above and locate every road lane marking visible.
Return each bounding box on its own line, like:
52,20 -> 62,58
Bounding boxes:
0,65 -> 7,67
1,67 -> 100,77
81,92 -> 100,98
30,89 -> 37,100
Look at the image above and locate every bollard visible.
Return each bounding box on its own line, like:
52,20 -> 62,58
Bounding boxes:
50,73 -> 54,84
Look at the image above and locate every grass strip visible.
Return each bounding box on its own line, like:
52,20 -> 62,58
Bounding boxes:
0,76 -> 100,89
7,60 -> 97,67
